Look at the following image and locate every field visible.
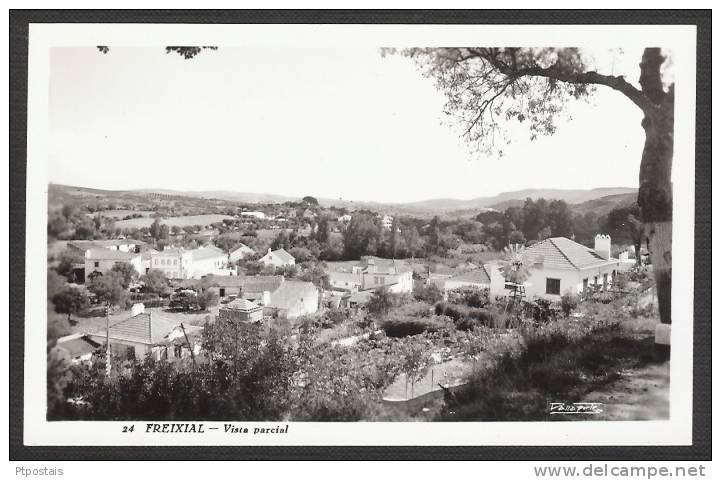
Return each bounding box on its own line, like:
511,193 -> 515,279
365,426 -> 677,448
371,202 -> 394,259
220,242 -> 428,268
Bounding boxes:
94,209 -> 155,219
114,214 -> 234,229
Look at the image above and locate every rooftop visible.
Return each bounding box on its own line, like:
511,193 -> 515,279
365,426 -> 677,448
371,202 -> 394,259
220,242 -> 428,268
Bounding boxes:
241,275 -> 285,294
85,248 -> 140,261
448,265 -> 492,285
266,281 -> 317,310
56,335 -> 101,358
230,243 -> 253,254
192,245 -> 227,261
524,237 -> 615,270
69,239 -> 145,249
87,311 -> 180,345
359,256 -> 413,274
264,248 -> 295,263
222,298 -> 262,312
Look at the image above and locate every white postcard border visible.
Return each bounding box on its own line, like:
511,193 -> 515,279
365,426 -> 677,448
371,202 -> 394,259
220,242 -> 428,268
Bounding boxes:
24,22 -> 697,446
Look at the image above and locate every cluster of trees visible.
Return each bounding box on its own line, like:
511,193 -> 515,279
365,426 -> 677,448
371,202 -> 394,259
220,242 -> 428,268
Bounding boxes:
472,198 -> 644,253
48,315 -> 424,421
47,205 -> 112,241
49,260 -> 175,328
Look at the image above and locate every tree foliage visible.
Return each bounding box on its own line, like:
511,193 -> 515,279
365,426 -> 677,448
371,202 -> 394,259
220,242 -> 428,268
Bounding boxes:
52,286 -> 90,322
87,271 -> 129,308
140,270 -> 170,296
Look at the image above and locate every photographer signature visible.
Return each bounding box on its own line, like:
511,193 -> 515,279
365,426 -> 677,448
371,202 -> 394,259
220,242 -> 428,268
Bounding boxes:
549,402 -> 604,414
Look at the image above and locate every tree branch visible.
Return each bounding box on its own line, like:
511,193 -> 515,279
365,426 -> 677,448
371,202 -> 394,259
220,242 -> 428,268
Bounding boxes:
464,48 -> 658,115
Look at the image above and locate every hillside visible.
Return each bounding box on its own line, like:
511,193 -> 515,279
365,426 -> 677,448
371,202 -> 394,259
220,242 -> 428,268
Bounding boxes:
49,183 -> 638,217
570,192 -> 638,216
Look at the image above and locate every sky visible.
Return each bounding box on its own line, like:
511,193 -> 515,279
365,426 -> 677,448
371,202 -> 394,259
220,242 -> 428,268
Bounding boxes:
49,47 -> 649,203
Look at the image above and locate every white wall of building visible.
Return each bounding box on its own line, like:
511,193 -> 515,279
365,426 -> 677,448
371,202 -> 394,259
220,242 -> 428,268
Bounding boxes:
84,255 -> 142,280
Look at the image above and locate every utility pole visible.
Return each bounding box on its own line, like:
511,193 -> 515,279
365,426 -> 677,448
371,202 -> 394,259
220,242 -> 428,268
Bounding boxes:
105,303 -> 111,377
180,322 -> 197,370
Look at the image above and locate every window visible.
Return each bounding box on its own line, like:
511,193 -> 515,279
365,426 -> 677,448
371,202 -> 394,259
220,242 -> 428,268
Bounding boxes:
603,273 -> 608,289
94,261 -> 100,268
545,278 -> 561,295
174,345 -> 183,358
125,346 -> 136,361
582,278 -> 588,292
594,276 -> 598,285
173,259 -> 178,265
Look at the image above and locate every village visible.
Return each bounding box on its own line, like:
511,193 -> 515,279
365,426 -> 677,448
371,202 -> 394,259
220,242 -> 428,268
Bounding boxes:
46,183 -> 662,421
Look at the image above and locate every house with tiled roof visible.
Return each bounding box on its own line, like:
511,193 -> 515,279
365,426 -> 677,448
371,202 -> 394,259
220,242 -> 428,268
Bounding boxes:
263,280 -> 319,319
218,298 -> 264,323
55,333 -> 101,363
84,248 -> 142,281
85,307 -> 181,360
433,265 -> 492,292
149,246 -> 232,279
155,323 -> 205,364
489,234 -> 625,300
259,248 -> 296,268
190,245 -> 231,278
228,242 -> 254,263
68,238 -> 146,254
326,256 -> 414,294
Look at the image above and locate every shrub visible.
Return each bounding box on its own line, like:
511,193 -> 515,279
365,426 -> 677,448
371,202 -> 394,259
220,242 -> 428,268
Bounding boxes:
526,298 -> 559,323
560,291 -> 579,317
434,302 -> 502,330
413,283 -> 444,304
319,309 -> 347,329
380,314 -> 447,338
447,287 -> 490,308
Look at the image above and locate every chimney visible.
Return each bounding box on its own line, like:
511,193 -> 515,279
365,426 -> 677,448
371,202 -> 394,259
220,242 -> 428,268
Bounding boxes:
594,234 -> 611,260
262,290 -> 271,306
131,303 -> 145,317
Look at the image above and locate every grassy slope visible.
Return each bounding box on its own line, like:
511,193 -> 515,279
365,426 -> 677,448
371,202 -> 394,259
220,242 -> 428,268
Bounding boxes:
437,313 -> 664,421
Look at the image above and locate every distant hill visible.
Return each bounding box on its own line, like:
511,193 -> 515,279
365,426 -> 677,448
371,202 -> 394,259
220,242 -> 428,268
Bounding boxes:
407,187 -> 638,212
570,192 -> 638,216
50,183 -> 638,217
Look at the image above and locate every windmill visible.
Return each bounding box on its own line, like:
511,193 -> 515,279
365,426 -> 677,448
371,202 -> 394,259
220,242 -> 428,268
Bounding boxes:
498,243 -> 534,311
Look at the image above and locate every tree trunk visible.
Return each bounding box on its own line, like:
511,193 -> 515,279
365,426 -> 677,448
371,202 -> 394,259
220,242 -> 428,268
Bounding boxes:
637,48 -> 674,328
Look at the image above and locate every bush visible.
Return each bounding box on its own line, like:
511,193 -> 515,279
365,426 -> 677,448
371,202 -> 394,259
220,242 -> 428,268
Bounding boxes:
319,309 -> 347,329
447,287 -> 490,308
434,302 -> 501,330
560,292 -> 579,317
413,283 -> 444,304
526,298 -> 560,323
380,312 -> 448,338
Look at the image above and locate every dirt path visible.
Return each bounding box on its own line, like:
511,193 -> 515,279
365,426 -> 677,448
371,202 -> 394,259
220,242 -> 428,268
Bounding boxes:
578,361 -> 670,420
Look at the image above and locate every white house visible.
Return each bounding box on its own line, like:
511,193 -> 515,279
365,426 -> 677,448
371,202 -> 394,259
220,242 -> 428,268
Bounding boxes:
327,256 -> 413,295
240,211 -> 266,220
490,235 -> 625,300
149,246 -> 231,279
433,266 -> 492,292
69,239 -> 146,254
190,245 -> 231,278
150,248 -> 194,279
84,248 -> 142,281
259,248 -> 296,268
263,280 -> 319,319
229,243 -> 254,263
380,215 -> 394,230
337,214 -> 352,225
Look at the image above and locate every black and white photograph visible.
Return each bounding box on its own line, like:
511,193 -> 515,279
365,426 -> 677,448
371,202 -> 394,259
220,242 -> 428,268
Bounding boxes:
10,12 -> 710,463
